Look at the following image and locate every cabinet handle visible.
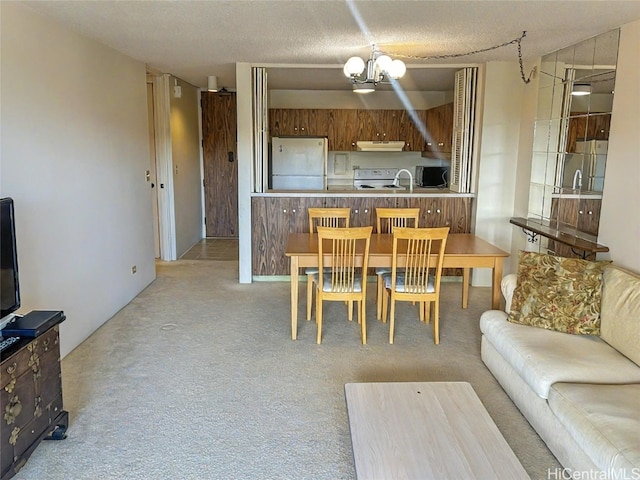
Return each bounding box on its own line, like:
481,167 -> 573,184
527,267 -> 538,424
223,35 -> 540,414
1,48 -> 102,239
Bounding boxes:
427,209 -> 432,214
292,209 -> 296,213
436,209 -> 441,213
354,209 -> 359,214
283,209 -> 287,213
301,127 -> 305,131
438,142 -> 444,147
579,210 -> 584,214
588,211 -> 593,215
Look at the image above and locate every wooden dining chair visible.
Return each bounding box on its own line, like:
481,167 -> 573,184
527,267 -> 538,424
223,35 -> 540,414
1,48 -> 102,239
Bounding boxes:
374,207 -> 420,321
306,208 -> 351,322
381,226 -> 449,345
315,226 -> 372,344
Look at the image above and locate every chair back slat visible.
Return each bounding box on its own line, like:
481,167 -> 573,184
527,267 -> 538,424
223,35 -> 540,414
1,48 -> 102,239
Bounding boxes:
309,207 -> 350,234
376,208 -> 420,234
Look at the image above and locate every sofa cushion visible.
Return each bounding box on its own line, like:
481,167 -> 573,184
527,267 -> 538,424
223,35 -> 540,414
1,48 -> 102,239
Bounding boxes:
600,266 -> 640,367
548,383 -> 640,473
480,312 -> 640,399
508,251 -> 610,335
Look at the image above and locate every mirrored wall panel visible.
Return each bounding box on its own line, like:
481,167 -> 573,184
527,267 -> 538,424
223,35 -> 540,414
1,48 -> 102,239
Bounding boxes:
528,28 -> 619,256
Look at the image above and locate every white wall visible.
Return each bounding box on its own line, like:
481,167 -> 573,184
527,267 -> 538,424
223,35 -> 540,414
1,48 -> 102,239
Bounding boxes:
270,90 -> 451,110
169,76 -> 203,257
0,3 -> 156,357
598,19 -> 640,273
473,62 -> 534,284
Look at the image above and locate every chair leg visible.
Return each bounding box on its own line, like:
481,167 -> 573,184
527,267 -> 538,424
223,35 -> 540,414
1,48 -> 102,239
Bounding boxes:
433,300 -> 439,345
360,300 -> 367,345
348,300 -> 353,321
316,291 -> 323,344
424,301 -> 431,324
419,302 -> 424,322
389,296 -> 396,344
381,288 -> 389,323
306,274 -> 314,321
376,275 -> 383,320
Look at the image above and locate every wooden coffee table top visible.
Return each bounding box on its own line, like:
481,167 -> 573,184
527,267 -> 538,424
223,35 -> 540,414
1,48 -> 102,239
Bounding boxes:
345,382 -> 529,480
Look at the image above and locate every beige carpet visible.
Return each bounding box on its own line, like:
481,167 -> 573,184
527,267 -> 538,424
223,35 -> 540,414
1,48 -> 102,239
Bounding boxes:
16,260 -> 560,479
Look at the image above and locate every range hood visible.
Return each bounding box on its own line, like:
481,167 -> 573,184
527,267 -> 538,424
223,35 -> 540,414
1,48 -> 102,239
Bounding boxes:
356,141 -> 405,152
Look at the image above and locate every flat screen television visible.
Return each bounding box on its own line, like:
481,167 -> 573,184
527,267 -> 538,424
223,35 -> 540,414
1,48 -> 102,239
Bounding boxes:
1,197 -> 20,329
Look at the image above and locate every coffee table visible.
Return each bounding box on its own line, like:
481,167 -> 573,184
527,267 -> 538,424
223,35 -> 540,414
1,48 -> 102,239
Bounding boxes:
344,382 -> 529,479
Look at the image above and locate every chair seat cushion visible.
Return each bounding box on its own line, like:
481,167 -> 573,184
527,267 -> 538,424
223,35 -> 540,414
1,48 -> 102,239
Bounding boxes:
318,272 -> 363,292
382,272 -> 435,293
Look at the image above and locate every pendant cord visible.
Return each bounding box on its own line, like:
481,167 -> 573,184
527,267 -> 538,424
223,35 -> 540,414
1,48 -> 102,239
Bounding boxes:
379,31 -> 535,84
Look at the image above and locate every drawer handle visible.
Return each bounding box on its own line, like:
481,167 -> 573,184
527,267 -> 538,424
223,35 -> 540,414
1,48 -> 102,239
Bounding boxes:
436,209 -> 441,213
427,209 -> 431,214
364,209 -> 369,213
355,209 -> 359,214
292,209 -> 296,213
283,209 -> 287,213
4,395 -> 22,424
588,211 -> 593,215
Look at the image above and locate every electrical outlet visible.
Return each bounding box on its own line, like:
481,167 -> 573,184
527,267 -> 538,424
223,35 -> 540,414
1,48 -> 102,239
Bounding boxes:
131,265 -> 137,275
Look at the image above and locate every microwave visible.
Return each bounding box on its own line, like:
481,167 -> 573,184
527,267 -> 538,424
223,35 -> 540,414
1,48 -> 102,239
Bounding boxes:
416,166 -> 449,188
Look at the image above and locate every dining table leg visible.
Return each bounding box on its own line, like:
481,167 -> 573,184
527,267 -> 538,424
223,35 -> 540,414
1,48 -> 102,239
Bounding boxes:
492,258 -> 504,310
290,256 -> 299,340
462,268 -> 470,309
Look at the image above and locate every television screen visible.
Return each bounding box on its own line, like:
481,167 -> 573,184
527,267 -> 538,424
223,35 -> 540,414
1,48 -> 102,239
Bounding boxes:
1,198 -> 20,322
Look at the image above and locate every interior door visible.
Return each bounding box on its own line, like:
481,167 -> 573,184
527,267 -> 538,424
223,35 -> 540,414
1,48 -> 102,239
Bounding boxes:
202,92 -> 238,237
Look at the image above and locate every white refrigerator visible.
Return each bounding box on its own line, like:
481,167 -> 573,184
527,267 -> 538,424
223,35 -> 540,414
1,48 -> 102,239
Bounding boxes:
271,137 -> 327,190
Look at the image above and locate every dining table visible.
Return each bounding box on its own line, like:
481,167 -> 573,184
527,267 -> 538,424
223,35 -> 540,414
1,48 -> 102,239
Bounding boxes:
284,233 -> 509,340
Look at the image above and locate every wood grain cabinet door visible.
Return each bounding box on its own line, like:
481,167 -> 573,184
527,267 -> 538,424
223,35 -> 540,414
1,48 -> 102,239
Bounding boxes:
328,109 -> 358,151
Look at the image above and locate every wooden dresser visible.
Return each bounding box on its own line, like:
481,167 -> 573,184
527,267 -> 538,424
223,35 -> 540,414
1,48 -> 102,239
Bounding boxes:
1,325 -> 68,480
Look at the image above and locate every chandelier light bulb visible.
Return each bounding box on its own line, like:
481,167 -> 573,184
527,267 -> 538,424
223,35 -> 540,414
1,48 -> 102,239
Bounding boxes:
374,55 -> 393,72
343,56 -> 366,77
387,59 -> 407,79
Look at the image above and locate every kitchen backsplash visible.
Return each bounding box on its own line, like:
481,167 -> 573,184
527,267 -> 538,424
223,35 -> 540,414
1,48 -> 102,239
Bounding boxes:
326,151 -> 449,187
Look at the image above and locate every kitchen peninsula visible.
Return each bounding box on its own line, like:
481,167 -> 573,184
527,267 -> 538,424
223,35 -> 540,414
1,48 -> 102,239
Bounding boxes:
251,190 -> 474,276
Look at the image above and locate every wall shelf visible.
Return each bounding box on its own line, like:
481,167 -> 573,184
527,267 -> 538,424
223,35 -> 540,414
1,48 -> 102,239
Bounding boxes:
509,217 -> 609,259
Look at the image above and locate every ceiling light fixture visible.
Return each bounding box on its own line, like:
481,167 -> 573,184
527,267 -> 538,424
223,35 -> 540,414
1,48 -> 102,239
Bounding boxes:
207,76 -> 218,92
571,84 -> 591,96
343,46 -> 406,93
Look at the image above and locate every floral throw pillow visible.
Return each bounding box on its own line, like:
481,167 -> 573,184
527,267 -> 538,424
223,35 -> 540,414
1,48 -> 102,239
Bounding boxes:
507,251 -> 611,335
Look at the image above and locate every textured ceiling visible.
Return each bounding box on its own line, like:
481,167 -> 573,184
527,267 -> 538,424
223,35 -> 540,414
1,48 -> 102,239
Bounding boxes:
22,0 -> 640,91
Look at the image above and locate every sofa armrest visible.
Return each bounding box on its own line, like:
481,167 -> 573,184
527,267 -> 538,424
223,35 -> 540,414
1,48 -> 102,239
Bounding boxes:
501,274 -> 517,313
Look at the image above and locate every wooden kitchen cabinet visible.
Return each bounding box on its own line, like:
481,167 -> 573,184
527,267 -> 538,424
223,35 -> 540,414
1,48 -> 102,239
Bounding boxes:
548,196 -> 602,259
252,195 -> 472,276
328,109 -> 358,151
566,113 -> 611,152
422,103 -> 454,154
269,109 -> 329,137
252,196 -> 325,275
357,110 -> 406,144
326,196 -> 396,228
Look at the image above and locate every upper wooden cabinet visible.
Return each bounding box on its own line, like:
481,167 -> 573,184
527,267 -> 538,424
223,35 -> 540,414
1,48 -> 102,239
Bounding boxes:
269,109 -> 329,137
566,113 -> 611,152
357,110 -> 405,144
423,103 -> 454,154
268,106 -> 453,153
328,109 -> 358,151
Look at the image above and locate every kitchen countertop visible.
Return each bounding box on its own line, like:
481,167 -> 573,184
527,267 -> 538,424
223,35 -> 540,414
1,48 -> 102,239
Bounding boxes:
253,188 -> 474,198
551,188 -> 602,200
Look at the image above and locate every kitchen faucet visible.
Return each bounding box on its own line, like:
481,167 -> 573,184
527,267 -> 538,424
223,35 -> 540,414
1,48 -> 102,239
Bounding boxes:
572,169 -> 582,190
393,168 -> 414,192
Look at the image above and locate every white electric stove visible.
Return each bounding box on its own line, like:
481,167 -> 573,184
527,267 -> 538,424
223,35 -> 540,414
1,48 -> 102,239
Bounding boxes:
353,168 -> 400,190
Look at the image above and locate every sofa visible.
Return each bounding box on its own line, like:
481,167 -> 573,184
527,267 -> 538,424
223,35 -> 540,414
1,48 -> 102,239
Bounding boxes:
480,260 -> 640,478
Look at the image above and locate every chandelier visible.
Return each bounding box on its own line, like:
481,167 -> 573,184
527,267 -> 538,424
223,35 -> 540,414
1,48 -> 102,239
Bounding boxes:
343,46 -> 407,93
